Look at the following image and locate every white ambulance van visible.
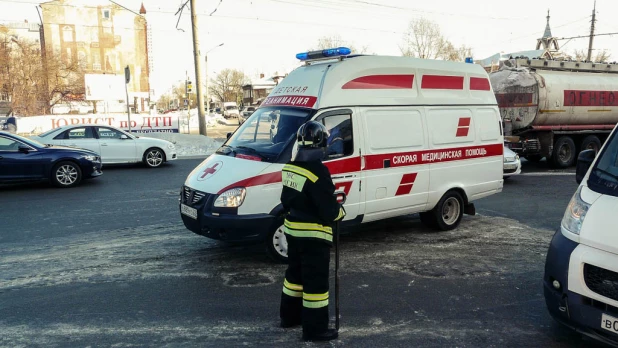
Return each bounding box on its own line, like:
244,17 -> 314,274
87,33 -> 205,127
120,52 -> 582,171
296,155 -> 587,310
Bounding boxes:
544,123 -> 618,345
180,48 -> 504,262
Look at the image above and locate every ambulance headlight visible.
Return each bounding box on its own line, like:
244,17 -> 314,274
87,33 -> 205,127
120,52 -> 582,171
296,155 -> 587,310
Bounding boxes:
214,188 -> 246,208
561,186 -> 590,235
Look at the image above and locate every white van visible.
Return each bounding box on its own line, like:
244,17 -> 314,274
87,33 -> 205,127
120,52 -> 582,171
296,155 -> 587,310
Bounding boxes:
544,123 -> 618,345
223,102 -> 240,119
180,49 -> 504,261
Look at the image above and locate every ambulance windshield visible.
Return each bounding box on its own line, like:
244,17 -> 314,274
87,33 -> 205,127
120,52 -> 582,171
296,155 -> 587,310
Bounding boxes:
588,129 -> 618,196
218,106 -> 314,162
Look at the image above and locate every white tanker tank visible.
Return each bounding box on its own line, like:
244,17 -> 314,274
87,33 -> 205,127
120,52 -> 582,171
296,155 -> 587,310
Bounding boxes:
489,58 -> 618,167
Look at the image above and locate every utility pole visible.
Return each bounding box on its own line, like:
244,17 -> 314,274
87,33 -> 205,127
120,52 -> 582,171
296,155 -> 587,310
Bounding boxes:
189,0 -> 207,136
586,0 -> 597,62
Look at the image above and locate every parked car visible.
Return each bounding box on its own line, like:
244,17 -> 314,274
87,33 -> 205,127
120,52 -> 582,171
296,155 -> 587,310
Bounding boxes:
503,145 -> 521,178
238,106 -> 256,125
32,125 -> 177,168
223,102 -> 240,119
0,131 -> 102,188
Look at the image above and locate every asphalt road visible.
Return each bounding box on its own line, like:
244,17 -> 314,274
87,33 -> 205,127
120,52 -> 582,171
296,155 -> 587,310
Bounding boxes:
0,159 -> 607,347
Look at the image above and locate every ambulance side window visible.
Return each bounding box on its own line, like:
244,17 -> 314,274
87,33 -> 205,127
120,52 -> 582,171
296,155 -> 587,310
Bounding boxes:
322,114 -> 353,160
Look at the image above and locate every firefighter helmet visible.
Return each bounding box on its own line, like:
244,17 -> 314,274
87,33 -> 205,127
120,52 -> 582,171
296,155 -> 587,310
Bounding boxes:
297,121 -> 329,149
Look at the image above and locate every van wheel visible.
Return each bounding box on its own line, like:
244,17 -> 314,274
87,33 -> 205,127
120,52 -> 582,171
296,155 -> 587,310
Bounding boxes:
551,136 -> 576,168
431,191 -> 464,231
266,222 -> 288,263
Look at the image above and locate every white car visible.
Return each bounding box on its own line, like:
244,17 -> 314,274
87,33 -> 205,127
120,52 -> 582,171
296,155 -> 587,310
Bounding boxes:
503,145 -> 522,178
33,124 -> 177,168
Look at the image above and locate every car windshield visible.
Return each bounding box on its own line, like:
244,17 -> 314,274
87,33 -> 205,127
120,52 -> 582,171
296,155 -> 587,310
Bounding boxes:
38,128 -> 58,138
218,106 -> 314,162
588,129 -> 618,196
226,106 -> 237,110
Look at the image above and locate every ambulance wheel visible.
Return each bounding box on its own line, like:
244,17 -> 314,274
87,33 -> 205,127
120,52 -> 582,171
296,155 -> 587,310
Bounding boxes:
266,222 -> 288,263
431,191 -> 464,231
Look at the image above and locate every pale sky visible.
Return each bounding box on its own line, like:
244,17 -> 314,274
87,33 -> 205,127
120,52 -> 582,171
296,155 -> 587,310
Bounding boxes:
1,0 -> 616,99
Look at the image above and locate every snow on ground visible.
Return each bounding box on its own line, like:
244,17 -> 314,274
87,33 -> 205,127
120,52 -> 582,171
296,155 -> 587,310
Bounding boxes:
144,132 -> 223,158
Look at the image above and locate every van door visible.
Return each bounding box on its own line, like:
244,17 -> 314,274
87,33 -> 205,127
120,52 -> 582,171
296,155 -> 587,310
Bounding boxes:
316,108 -> 363,222
360,107 -> 430,222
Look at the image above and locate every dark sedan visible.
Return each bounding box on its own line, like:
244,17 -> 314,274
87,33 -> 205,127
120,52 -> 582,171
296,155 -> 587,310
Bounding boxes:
0,131 -> 102,188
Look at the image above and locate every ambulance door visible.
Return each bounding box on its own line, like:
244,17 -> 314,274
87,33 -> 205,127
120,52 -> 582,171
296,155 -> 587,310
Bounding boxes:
316,109 -> 364,222
360,107 -> 430,222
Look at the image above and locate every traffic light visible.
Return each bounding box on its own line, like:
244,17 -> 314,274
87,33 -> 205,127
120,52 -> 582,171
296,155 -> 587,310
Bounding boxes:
187,81 -> 193,94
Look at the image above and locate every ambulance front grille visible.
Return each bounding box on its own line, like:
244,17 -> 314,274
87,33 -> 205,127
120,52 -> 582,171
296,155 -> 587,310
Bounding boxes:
183,186 -> 208,204
584,264 -> 618,302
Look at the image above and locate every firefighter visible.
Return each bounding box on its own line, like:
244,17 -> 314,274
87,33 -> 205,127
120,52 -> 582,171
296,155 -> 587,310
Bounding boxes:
279,120 -> 345,342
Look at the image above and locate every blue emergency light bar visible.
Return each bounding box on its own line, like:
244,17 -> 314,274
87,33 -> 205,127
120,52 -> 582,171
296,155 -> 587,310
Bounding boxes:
296,47 -> 352,61
465,57 -> 474,64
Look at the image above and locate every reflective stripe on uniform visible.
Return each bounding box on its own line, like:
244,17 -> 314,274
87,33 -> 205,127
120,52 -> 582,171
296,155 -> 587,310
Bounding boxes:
334,207 -> 345,221
283,287 -> 303,298
303,291 -> 329,308
284,227 -> 333,242
284,220 -> 332,234
283,278 -> 303,297
283,164 -> 318,183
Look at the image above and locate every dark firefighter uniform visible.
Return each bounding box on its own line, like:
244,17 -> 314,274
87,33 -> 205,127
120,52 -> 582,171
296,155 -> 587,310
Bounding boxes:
279,121 -> 345,341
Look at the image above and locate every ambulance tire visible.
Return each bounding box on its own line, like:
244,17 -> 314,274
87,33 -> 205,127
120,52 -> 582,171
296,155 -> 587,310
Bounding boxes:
431,191 -> 464,231
266,221 -> 288,263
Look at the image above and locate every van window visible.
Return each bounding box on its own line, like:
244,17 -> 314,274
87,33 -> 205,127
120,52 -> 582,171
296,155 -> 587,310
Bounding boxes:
475,109 -> 500,142
364,109 -> 424,150
427,108 -> 474,145
588,129 -> 618,196
322,114 -> 353,160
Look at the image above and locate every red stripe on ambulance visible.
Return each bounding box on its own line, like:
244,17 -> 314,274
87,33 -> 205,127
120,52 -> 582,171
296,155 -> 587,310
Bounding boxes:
421,75 -> 464,90
395,173 -> 417,196
342,75 -> 415,89
456,117 -> 471,137
365,143 -> 503,170
470,77 -> 491,91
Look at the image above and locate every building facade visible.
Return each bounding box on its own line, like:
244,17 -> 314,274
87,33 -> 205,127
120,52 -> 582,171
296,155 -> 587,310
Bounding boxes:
40,0 -> 151,112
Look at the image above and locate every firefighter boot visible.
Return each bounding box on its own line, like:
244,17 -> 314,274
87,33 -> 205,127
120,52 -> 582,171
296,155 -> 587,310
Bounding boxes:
302,328 -> 338,342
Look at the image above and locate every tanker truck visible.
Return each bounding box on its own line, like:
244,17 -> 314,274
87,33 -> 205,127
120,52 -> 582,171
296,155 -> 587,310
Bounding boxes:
489,58 -> 618,167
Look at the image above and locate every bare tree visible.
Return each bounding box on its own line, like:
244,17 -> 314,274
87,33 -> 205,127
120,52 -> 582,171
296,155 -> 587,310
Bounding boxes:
572,48 -> 611,63
400,17 -> 470,62
594,49 -> 611,63
208,69 -> 250,104
312,34 -> 369,54
400,18 -> 448,59
0,33 -> 85,116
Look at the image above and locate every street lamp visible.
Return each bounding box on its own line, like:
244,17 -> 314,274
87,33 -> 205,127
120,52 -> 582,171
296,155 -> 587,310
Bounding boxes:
205,43 -> 224,117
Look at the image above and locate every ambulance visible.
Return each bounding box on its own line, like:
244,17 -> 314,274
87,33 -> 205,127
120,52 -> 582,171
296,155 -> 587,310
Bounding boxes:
543,123 -> 618,345
179,48 -> 504,262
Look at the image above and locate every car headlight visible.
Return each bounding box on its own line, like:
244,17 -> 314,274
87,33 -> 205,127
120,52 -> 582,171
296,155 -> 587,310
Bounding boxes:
515,154 -> 520,162
167,143 -> 175,150
561,186 -> 591,235
82,155 -> 99,161
214,188 -> 246,207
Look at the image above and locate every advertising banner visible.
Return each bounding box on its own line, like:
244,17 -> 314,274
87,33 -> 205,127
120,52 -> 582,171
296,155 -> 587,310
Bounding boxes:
16,114 -> 180,135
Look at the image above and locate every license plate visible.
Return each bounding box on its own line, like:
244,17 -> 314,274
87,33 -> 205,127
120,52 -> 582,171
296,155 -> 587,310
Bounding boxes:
601,313 -> 618,334
180,204 -> 197,219
504,163 -> 517,170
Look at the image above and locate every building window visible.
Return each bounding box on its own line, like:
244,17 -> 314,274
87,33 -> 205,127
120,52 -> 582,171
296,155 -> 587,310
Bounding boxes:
62,26 -> 74,42
103,9 -> 111,20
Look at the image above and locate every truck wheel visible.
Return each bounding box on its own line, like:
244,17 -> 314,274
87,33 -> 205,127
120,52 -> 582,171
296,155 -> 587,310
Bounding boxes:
525,155 -> 543,162
266,222 -> 288,263
580,135 -> 602,155
551,136 -> 576,168
430,191 -> 465,231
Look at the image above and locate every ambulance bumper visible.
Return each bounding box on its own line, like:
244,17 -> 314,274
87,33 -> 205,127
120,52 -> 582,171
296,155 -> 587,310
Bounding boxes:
181,211 -> 276,242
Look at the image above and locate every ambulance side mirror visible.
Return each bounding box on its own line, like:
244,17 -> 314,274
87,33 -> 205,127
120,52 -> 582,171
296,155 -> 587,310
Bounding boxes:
576,149 -> 596,184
